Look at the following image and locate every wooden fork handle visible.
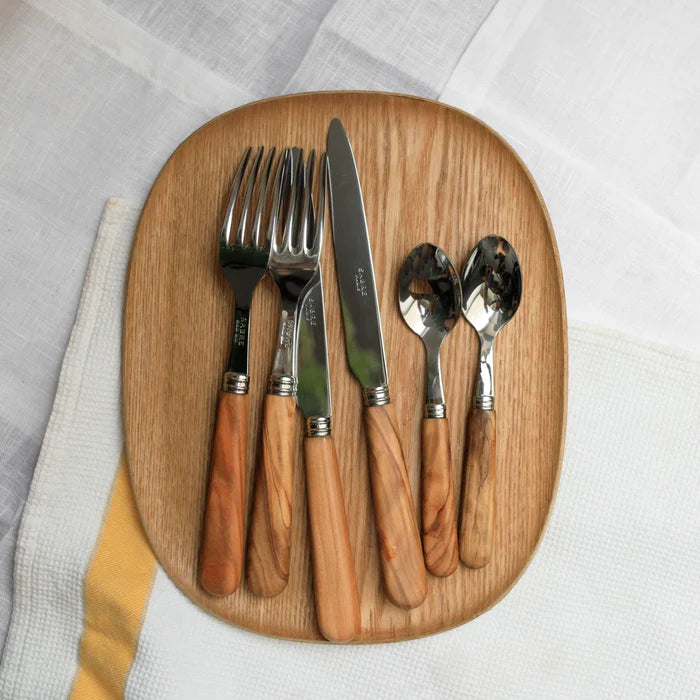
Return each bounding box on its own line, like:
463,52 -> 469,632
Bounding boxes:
459,408 -> 497,568
304,435 -> 360,643
199,391 -> 248,596
363,402 -> 427,609
421,417 -> 458,577
246,393 -> 296,597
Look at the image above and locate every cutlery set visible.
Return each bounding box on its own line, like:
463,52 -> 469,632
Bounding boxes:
199,118 -> 522,642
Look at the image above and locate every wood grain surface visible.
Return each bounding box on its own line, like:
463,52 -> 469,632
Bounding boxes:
421,417 -> 459,577
122,91 -> 567,643
246,393 -> 296,597
199,391 -> 248,596
459,408 -> 497,569
303,436 -> 360,643
363,402 -> 428,609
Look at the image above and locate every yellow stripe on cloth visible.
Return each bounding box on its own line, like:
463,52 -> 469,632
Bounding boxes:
71,455 -> 158,698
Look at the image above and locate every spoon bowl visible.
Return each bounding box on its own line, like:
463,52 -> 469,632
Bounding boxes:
399,243 -> 462,350
462,235 -> 522,339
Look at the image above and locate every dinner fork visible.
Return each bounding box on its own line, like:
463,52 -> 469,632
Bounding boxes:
246,149 -> 323,597
199,146 -> 286,597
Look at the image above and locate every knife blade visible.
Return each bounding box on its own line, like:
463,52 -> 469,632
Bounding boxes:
326,118 -> 388,399
297,268 -> 331,425
327,118 -> 427,609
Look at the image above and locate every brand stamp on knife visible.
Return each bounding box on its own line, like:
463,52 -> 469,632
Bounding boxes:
354,267 -> 368,297
304,295 -> 318,326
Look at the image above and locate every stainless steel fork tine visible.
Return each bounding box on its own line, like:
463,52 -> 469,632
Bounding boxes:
300,150 -> 316,254
251,147 -> 276,248
221,146 -> 252,246
309,153 -> 328,258
235,146 -> 264,245
268,148 -> 290,254
282,148 -> 303,253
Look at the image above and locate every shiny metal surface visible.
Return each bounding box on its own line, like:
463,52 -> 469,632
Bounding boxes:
461,236 -> 522,410
267,149 -> 327,397
219,146 -> 278,392
297,265 -> 331,424
305,416 -> 331,438
327,118 -> 389,399
399,243 -> 461,416
222,372 -> 249,394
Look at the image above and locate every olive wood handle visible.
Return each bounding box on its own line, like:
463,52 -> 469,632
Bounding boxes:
421,417 -> 458,577
459,408 -> 496,568
304,435 -> 360,642
199,391 -> 248,596
363,402 -> 427,609
246,393 -> 296,596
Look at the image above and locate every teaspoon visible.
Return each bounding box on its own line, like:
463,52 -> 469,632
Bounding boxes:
399,243 -> 461,577
460,235 -> 522,568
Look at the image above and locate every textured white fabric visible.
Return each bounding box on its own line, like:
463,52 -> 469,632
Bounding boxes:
440,0 -> 700,355
1,199 -> 699,698
0,0 -> 497,646
0,201 -> 139,697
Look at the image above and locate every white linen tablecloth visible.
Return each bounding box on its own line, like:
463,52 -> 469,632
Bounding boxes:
1,0 -> 700,697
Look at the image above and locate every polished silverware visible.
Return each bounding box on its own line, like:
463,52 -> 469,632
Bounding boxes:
246,148 -> 324,597
459,235 -> 522,568
327,118 -> 427,609
298,227 -> 360,641
199,145 -> 281,597
399,243 -> 461,577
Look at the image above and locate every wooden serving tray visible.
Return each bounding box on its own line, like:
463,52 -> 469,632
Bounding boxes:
123,91 -> 567,643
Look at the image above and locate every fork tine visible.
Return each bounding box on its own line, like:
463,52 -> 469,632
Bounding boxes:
300,150 -> 316,254
235,146 -> 264,245
282,148 -> 303,253
309,152 -> 328,258
251,147 -> 276,248
268,149 -> 290,254
221,147 -> 252,246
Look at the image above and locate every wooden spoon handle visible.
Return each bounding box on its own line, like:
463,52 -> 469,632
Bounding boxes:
421,417 -> 458,577
363,402 -> 427,609
304,435 -> 360,643
246,393 -> 296,596
459,408 -> 496,568
199,391 -> 248,596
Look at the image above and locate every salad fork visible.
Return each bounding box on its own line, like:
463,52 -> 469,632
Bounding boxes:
199,146 -> 285,597
246,149 -> 324,597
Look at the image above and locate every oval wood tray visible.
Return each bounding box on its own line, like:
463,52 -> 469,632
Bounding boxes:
123,91 -> 567,643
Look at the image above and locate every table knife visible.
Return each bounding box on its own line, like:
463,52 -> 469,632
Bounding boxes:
298,264 -> 360,642
326,118 -> 427,609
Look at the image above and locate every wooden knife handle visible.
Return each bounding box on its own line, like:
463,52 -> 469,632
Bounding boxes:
246,393 -> 296,597
199,391 -> 248,596
363,402 -> 427,609
459,408 -> 496,568
421,417 -> 458,577
304,435 -> 360,643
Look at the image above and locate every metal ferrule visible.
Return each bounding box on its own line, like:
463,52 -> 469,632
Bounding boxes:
362,384 -> 390,407
223,372 -> 249,394
268,374 -> 297,397
474,394 -> 494,410
305,416 -> 331,437
424,402 -> 446,419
